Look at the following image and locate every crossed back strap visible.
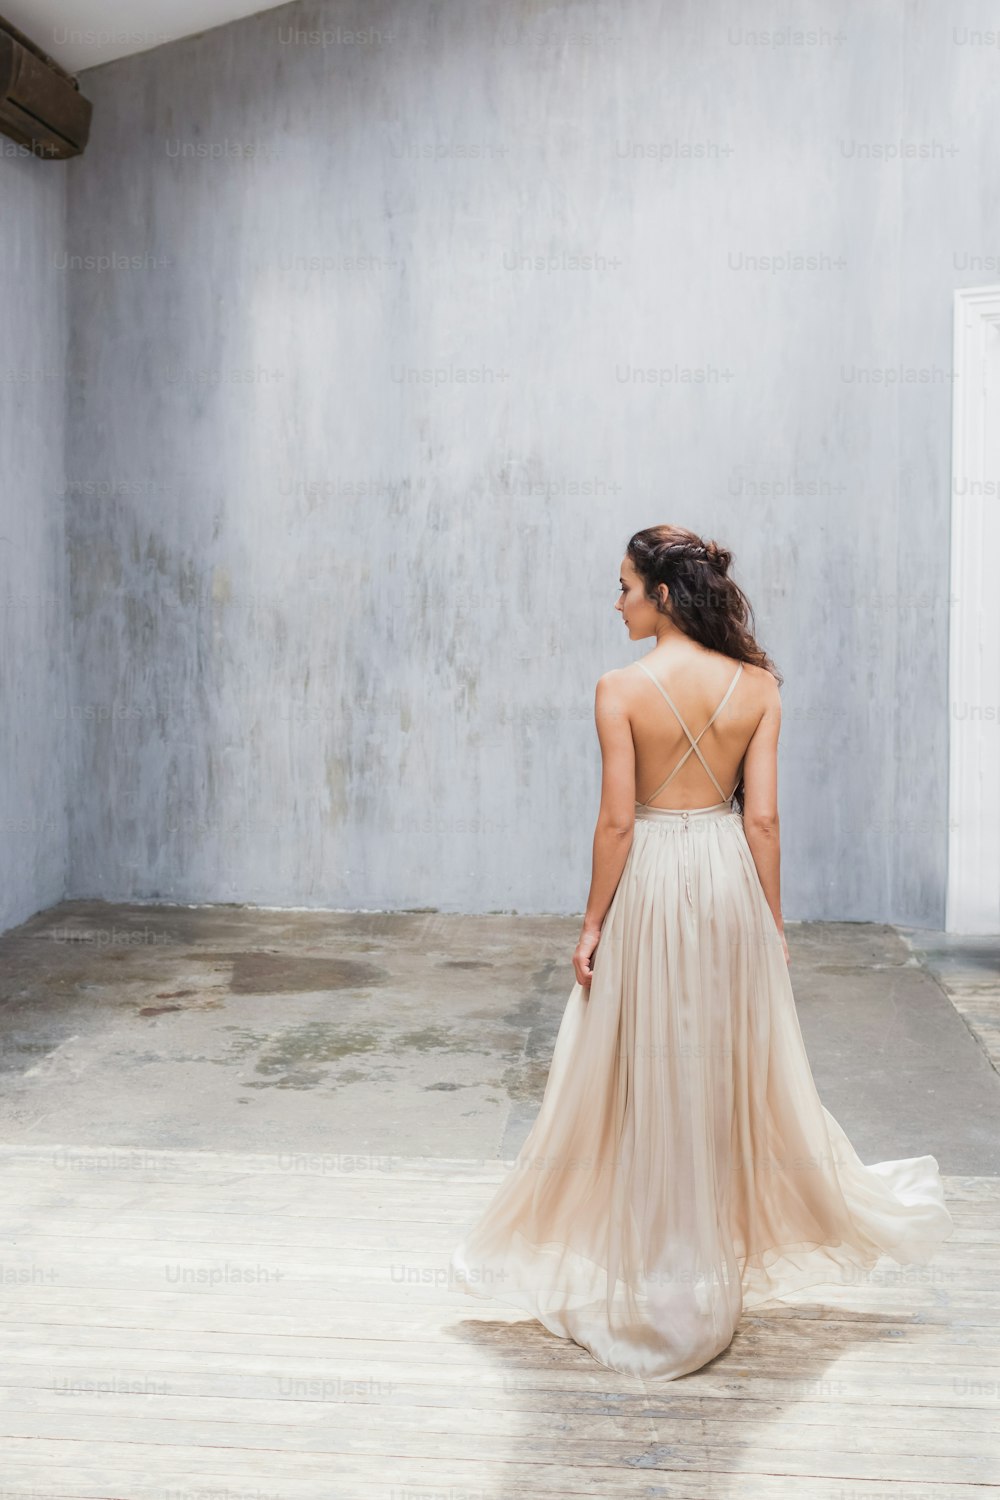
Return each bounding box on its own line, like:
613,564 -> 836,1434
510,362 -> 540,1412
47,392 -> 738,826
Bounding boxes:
636,660 -> 744,806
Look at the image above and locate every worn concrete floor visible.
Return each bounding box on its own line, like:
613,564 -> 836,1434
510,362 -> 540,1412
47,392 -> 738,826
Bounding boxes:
1,900 -> 997,1175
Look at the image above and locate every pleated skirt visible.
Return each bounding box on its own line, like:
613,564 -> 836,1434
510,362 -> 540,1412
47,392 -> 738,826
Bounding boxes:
449,800 -> 955,1380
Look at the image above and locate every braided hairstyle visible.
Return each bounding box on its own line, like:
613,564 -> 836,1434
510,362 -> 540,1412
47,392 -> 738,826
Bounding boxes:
626,524 -> 782,683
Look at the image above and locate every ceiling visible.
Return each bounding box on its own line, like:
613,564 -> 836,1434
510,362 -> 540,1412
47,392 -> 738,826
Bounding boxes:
1,0 -> 292,72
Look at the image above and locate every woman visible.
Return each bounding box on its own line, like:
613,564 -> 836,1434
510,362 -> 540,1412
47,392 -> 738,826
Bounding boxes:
450,524 -> 954,1380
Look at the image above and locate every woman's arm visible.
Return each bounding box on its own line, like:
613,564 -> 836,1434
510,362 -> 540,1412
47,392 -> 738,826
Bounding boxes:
740,676 -> 788,963
574,673 -> 635,989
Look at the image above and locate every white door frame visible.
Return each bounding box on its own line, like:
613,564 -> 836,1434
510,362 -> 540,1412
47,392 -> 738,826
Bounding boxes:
947,285 -> 1000,933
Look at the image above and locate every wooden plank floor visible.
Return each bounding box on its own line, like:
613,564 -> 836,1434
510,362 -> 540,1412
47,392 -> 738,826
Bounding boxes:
1,1144 -> 998,1499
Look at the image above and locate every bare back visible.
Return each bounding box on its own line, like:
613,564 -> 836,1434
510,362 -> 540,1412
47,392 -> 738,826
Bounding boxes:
625,649 -> 777,812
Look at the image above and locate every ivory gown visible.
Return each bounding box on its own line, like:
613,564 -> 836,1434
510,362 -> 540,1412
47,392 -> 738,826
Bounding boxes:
450,658 -> 955,1379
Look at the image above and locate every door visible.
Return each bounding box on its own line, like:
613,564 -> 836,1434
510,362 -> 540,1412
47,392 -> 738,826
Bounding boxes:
948,286 -> 1000,932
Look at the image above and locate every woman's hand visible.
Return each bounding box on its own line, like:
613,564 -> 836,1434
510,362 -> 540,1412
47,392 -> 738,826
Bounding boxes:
778,927 -> 790,965
573,924 -> 602,989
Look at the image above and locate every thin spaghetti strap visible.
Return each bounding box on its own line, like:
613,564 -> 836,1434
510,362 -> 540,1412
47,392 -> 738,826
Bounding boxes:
636,660 -> 692,731
709,663 -> 743,728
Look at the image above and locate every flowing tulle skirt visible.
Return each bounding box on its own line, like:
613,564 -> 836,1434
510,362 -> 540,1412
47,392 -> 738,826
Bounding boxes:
449,799 -> 955,1380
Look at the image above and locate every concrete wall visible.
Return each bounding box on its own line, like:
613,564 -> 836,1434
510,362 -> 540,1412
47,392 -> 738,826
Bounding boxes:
51,0 -> 1000,922
0,147 -> 69,933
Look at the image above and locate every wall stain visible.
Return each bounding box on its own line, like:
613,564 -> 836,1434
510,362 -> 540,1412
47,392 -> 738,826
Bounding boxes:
325,755 -> 350,825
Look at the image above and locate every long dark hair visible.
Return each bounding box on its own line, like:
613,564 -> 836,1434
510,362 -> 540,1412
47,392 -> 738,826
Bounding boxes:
626,524 -> 782,684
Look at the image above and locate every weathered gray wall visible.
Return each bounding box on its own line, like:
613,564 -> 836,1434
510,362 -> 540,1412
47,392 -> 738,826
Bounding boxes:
55,0 -> 1000,922
0,148 -> 69,933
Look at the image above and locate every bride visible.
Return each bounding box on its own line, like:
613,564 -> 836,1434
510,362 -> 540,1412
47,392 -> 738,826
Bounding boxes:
451,524 -> 954,1380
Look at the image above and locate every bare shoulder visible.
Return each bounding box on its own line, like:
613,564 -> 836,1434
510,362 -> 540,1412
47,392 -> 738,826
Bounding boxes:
597,662 -> 658,709
596,665 -> 637,688
594,667 -> 633,706
599,657 -> 780,707
592,669 -> 635,742
739,659 -> 782,698
738,661 -> 782,742
603,660 -> 653,690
